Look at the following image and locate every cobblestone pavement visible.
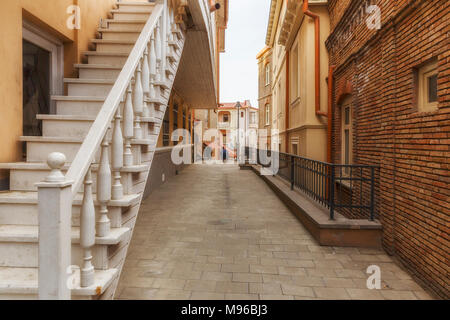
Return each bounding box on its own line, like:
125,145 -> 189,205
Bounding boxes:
117,164 -> 433,300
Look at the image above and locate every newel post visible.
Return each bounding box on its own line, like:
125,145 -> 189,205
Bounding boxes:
36,152 -> 73,300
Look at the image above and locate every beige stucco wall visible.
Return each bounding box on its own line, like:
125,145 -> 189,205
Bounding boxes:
0,0 -> 116,182
267,1 -> 329,159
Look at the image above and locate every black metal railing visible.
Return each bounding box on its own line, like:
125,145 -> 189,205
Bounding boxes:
246,148 -> 379,221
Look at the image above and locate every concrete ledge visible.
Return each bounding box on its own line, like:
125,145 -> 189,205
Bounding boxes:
247,164 -> 382,248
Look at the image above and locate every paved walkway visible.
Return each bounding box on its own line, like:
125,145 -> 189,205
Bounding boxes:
117,164 -> 433,300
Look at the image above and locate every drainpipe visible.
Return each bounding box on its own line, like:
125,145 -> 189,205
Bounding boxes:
303,0 -> 326,117
327,65 -> 336,163
285,51 -> 290,152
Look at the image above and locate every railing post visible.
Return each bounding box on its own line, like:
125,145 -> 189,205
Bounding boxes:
97,136 -> 111,237
133,59 -> 144,139
111,108 -> 124,200
80,167 -> 95,287
370,166 -> 375,221
142,45 -> 151,119
290,155 -> 294,190
329,164 -> 335,220
36,152 -> 73,300
161,0 -> 168,81
123,83 -> 134,167
155,19 -> 162,82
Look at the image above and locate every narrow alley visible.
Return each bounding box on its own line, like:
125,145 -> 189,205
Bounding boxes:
117,165 -> 432,300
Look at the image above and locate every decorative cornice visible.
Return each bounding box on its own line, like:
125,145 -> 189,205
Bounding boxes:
265,0 -> 279,46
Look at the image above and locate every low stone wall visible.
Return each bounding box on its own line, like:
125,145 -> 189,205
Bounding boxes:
143,147 -> 187,199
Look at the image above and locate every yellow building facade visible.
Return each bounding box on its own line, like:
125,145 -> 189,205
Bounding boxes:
0,0 -> 119,187
262,0 -> 330,161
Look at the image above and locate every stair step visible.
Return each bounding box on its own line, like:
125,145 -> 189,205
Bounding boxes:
0,162 -> 149,173
168,40 -> 180,51
97,29 -> 141,41
115,2 -> 155,12
37,114 -> 158,124
19,136 -> 156,162
0,267 -> 118,297
0,191 -> 141,207
104,19 -> 146,31
83,51 -> 129,66
171,26 -> 183,40
52,96 -> 113,116
0,225 -> 130,246
105,19 -> 148,24
75,64 -> 122,79
64,78 -> 116,97
110,10 -> 152,21
0,191 -> 141,227
52,95 -> 166,118
0,161 -> 149,192
0,224 -> 130,268
90,39 -> 135,54
36,114 -> 157,138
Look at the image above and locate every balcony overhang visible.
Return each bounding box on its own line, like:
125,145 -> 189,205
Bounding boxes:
173,0 -> 218,109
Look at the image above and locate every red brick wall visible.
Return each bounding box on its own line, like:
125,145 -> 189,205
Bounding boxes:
327,0 -> 449,298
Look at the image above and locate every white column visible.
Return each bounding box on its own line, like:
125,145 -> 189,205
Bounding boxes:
37,152 -> 73,300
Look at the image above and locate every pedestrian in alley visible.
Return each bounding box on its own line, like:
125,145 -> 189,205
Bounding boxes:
222,145 -> 227,162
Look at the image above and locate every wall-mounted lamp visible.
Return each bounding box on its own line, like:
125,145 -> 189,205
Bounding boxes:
210,0 -> 221,12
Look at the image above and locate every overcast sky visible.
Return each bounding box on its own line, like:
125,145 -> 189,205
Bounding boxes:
219,0 -> 271,108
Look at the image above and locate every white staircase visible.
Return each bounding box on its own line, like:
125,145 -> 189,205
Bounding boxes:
0,1 -> 185,299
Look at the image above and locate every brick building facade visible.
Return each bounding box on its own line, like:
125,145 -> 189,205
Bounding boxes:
326,0 -> 449,298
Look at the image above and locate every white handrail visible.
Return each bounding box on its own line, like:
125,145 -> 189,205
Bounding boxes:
66,4 -> 164,197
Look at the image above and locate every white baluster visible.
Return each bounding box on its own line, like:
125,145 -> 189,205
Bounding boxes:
155,20 -> 162,82
111,108 -> 124,200
97,136 -> 111,237
161,1 -> 168,81
142,45 -> 150,119
149,33 -> 157,83
169,8 -> 175,55
149,33 -> 157,117
80,168 -> 95,287
133,59 -> 144,139
123,83 -> 134,167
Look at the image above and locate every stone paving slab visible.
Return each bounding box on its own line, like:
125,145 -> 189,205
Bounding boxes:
117,164 -> 434,300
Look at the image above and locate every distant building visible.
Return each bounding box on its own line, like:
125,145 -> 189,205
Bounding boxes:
218,101 -> 258,157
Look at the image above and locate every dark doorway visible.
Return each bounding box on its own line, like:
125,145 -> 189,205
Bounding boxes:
22,39 -> 50,139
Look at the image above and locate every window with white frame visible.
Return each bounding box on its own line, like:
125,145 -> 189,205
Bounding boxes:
265,63 -> 270,86
265,104 -> 270,126
250,112 -> 257,124
416,58 -> 438,112
341,98 -> 353,175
